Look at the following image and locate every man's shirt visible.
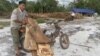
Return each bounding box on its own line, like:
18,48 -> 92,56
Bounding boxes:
10,8 -> 27,29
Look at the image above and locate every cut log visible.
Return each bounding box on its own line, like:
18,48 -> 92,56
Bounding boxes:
24,26 -> 37,51
27,18 -> 51,44
24,18 -> 53,56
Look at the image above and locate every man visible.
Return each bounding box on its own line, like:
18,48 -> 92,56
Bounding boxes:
71,12 -> 75,20
10,1 -> 27,56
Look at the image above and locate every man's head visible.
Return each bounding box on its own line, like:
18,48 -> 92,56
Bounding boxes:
18,1 -> 26,11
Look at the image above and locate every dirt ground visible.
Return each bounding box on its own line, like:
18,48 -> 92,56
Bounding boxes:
0,16 -> 100,56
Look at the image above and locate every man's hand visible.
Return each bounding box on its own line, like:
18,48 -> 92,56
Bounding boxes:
22,18 -> 28,25
14,20 -> 22,23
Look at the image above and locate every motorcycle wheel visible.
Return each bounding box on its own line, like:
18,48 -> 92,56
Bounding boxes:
59,34 -> 69,49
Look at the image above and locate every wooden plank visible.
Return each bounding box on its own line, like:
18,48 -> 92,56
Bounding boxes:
31,50 -> 37,56
37,44 -> 53,56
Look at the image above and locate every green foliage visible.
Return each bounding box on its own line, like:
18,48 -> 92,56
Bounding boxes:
39,0 -> 58,12
0,22 -> 10,27
0,0 -> 12,12
36,18 -> 45,23
26,0 -> 66,13
26,2 -> 35,12
0,25 -> 3,29
0,0 -> 67,17
0,0 -> 14,16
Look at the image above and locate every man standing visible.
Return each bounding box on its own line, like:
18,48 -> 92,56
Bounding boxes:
10,1 -> 27,56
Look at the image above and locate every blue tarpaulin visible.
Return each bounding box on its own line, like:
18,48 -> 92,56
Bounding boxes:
72,8 -> 95,15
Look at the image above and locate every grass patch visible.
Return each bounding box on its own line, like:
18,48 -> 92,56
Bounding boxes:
36,18 -> 45,23
0,25 -> 3,29
0,18 -> 45,29
0,22 -> 10,28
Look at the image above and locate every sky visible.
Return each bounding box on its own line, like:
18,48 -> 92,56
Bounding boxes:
57,0 -> 74,6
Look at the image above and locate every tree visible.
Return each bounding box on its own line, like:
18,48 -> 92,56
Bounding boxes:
22,0 -> 26,4
26,0 -> 64,13
26,1 -> 36,12
40,0 -> 58,12
0,0 -> 12,14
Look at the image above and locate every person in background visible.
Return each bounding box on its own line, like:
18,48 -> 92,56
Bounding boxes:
71,12 -> 76,19
10,1 -> 28,56
94,12 -> 98,19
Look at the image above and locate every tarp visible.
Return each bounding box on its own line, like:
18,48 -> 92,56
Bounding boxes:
72,8 -> 95,14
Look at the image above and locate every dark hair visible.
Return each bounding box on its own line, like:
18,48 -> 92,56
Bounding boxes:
19,1 -> 26,5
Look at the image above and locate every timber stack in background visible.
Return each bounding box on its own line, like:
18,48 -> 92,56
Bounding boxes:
28,12 -> 84,20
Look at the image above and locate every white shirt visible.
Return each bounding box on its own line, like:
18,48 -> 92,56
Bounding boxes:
10,8 -> 27,28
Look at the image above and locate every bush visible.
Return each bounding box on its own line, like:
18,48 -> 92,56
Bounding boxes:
36,18 -> 45,23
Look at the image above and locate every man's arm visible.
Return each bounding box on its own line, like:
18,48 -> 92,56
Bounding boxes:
22,11 -> 28,25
